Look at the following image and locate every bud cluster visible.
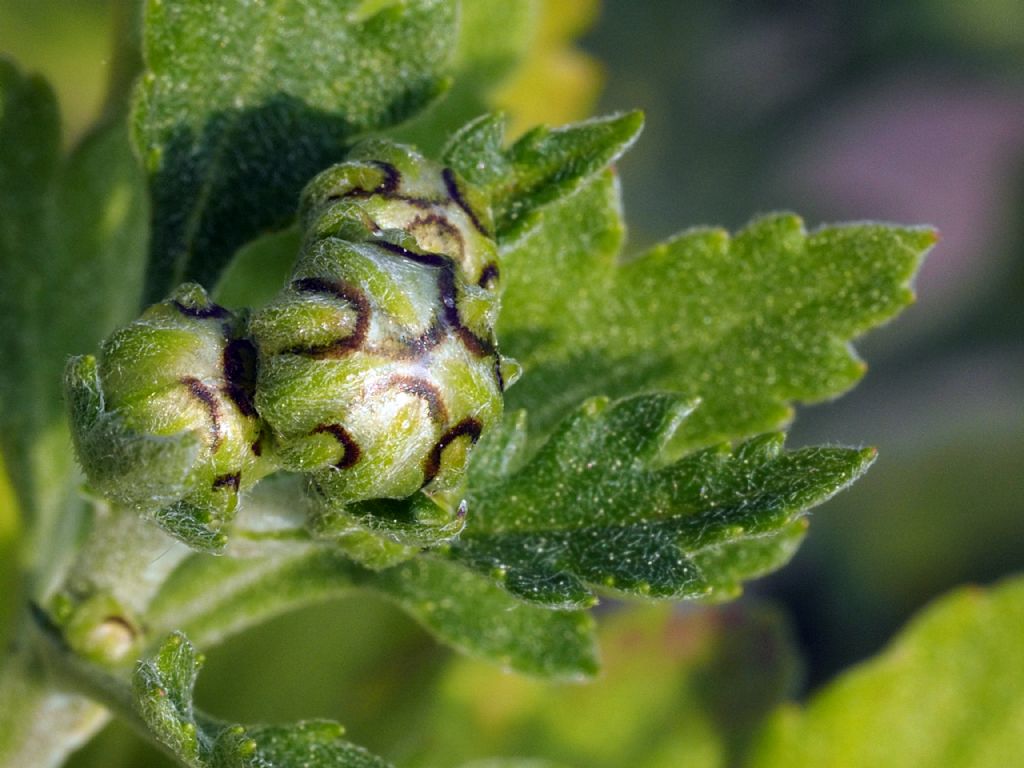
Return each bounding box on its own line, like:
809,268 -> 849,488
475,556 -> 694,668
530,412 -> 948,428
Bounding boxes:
66,142 -> 514,552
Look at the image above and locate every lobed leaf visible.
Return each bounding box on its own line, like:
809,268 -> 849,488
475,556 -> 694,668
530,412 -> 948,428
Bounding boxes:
496,172 -> 936,448
134,631 -> 391,768
147,544 -> 598,680
443,111 -> 643,241
133,0 -> 457,301
749,576 -> 1024,768
451,393 -> 874,608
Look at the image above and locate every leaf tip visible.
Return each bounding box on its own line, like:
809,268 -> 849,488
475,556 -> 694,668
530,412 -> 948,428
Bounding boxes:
616,108 -> 645,140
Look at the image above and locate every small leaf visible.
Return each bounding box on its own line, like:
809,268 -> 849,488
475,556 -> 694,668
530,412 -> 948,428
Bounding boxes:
147,547 -> 598,680
498,172 -> 936,447
443,111 -> 643,241
244,722 -> 392,768
452,393 -> 873,607
134,0 -> 457,301
749,577 -> 1024,768
134,632 -> 391,767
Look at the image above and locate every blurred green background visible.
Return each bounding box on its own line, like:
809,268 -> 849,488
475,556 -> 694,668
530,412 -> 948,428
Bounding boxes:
1,0 -> 1022,765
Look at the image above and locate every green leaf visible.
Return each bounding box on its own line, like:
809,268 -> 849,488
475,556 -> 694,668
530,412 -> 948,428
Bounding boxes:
497,172 -> 936,447
134,632 -> 391,767
147,545 -> 598,680
0,60 -> 147,531
749,576 -> 1024,768
451,393 -> 873,607
0,450 -> 21,652
443,111 -> 643,241
133,0 -> 457,302
410,602 -> 799,768
371,556 -> 598,679
0,58 -> 59,522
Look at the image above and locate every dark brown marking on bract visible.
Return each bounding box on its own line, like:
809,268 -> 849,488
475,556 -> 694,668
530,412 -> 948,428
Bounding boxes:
283,277 -> 371,357
181,377 -> 222,450
437,267 -> 495,358
172,299 -> 230,320
366,321 -> 445,361
251,436 -> 263,456
402,320 -> 445,357
375,239 -> 448,268
312,423 -> 361,469
383,375 -> 448,423
372,161 -> 401,194
437,264 -> 460,326
212,472 -> 241,492
222,338 -> 258,417
477,262 -> 499,289
375,239 -> 494,357
442,167 -> 491,237
494,358 -> 505,392
330,161 -> 402,201
422,417 -> 483,486
456,327 -> 496,358
408,213 -> 465,262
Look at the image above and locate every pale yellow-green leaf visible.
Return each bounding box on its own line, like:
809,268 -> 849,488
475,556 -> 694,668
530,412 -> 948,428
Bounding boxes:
749,577 -> 1024,768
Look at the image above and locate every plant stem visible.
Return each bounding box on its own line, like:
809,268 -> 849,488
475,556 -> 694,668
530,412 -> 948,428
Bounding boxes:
0,643 -> 110,768
60,499 -> 192,616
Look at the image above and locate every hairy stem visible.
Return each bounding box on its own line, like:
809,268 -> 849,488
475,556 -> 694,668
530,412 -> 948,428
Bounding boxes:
0,643 -> 110,768
60,500 -> 192,615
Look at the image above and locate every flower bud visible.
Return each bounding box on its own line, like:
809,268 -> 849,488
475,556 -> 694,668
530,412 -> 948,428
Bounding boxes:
65,284 -> 264,551
251,141 -> 514,516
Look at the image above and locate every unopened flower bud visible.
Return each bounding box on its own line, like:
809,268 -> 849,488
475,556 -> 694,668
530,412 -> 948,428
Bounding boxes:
252,141 -> 515,516
65,284 -> 264,551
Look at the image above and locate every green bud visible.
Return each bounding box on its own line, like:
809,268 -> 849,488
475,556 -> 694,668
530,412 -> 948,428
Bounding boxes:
252,141 -> 514,514
49,591 -> 141,667
65,284 -> 265,551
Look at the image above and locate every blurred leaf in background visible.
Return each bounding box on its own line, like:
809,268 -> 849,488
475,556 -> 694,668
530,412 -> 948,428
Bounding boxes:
405,602 -> 800,768
0,451 -> 20,652
778,386 -> 1024,683
491,0 -> 603,136
0,0 -> 113,143
750,576 -> 1024,767
394,0 -> 602,151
